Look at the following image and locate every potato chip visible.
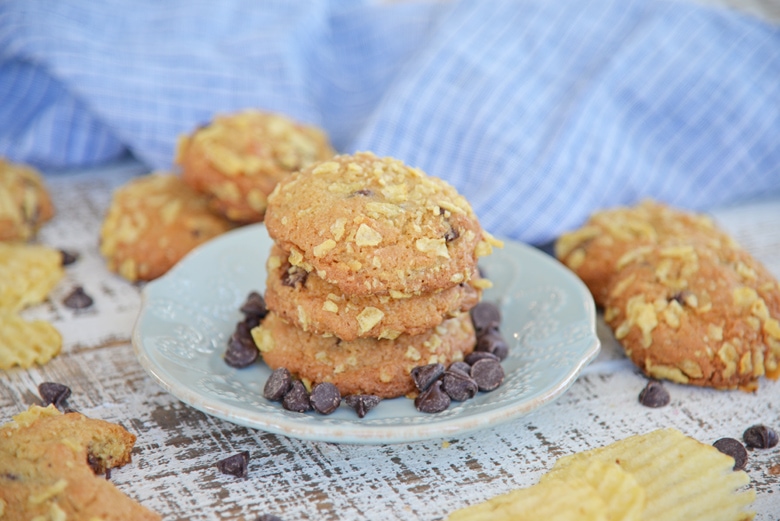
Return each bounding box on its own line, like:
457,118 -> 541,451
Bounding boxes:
542,458 -> 645,521
447,476 -> 608,521
551,428 -> 755,521
0,311 -> 62,369
0,242 -> 64,312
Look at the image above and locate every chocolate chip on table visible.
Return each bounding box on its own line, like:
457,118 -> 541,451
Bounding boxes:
638,381 -> 670,408
224,322 -> 259,368
713,438 -> 748,471
282,380 -> 311,413
411,363 -> 445,392
264,368 -> 293,401
344,394 -> 381,418
470,301 -> 502,335
743,425 -> 779,449
470,358 -> 504,392
38,382 -> 71,410
240,291 -> 267,320
448,361 -> 472,375
255,515 -> 284,521
310,382 -> 341,415
415,380 -> 451,413
216,451 -> 249,478
475,331 -> 508,360
63,286 -> 93,309
59,249 -> 79,266
464,351 -> 500,365
442,371 -> 478,402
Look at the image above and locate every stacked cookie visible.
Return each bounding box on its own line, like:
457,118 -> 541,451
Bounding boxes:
252,152 -> 501,398
556,200 -> 780,391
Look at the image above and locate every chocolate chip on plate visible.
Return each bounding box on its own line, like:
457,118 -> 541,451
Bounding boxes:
240,291 -> 268,320
712,438 -> 748,471
743,425 -> 779,449
59,249 -> 79,266
282,380 -> 311,413
638,381 -> 670,408
442,371 -> 478,402
448,361 -> 472,375
470,301 -> 501,335
415,380 -> 451,414
264,368 -> 293,401
310,382 -> 341,415
470,358 -> 504,392
464,351 -> 500,366
475,331 -> 508,360
38,382 -> 71,410
410,363 -> 445,392
63,286 -> 93,309
216,451 -> 249,478
344,394 -> 381,418
224,323 -> 259,368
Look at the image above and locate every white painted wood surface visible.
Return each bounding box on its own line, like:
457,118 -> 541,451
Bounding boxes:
2,159 -> 779,520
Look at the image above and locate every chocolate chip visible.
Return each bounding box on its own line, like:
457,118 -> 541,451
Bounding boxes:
282,380 -> 311,413
464,351 -> 500,365
263,368 -> 292,401
444,224 -> 459,243
38,382 -> 71,410
743,425 -> 779,449
713,438 -> 748,471
59,249 -> 79,266
448,361 -> 472,375
475,331 -> 508,360
470,302 -> 501,335
638,381 -> 670,408
415,380 -> 451,413
470,359 -> 504,391
216,451 -> 249,478
240,291 -> 267,320
351,189 -> 374,197
344,394 -> 381,418
310,382 -> 341,415
442,371 -> 478,402
63,286 -> 93,309
255,515 -> 284,521
282,266 -> 308,288
410,363 -> 445,392
224,322 -> 259,368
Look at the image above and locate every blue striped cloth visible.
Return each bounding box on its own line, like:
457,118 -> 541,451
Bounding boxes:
1,0 -> 779,244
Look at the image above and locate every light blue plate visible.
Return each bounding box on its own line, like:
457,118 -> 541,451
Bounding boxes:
132,224 -> 599,444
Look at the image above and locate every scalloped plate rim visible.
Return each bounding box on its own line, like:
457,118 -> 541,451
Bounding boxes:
132,224 -> 600,444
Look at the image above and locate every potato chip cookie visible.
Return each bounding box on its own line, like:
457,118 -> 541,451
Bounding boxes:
176,110 -> 335,223
0,405 -> 160,520
0,158 -> 55,242
604,244 -> 780,390
0,242 -> 64,312
252,311 -> 476,398
0,312 -> 62,369
100,173 -> 235,281
264,244 -> 483,341
555,200 -> 737,306
265,152 -> 500,297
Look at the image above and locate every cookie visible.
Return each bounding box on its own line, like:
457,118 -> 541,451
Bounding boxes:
252,311 -> 476,398
0,158 -> 55,242
176,110 -> 335,223
0,312 -> 62,369
603,243 -> 780,390
0,242 -> 64,312
265,152 -> 501,296
264,244 -> 484,341
555,200 -> 736,306
100,173 -> 235,281
0,404 -> 160,520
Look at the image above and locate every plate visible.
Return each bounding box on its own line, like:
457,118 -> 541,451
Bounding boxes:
132,224 -> 599,444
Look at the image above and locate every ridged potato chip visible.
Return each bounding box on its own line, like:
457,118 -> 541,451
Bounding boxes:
447,476 -> 608,521
552,428 -> 755,521
0,311 -> 62,369
0,242 -> 64,312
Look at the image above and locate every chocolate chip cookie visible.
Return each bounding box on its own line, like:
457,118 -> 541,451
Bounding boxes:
0,158 -> 55,242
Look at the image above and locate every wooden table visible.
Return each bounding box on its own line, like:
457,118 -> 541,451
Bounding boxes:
2,159 -> 780,520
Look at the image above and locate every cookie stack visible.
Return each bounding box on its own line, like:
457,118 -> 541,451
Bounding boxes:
252,152 -> 501,398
